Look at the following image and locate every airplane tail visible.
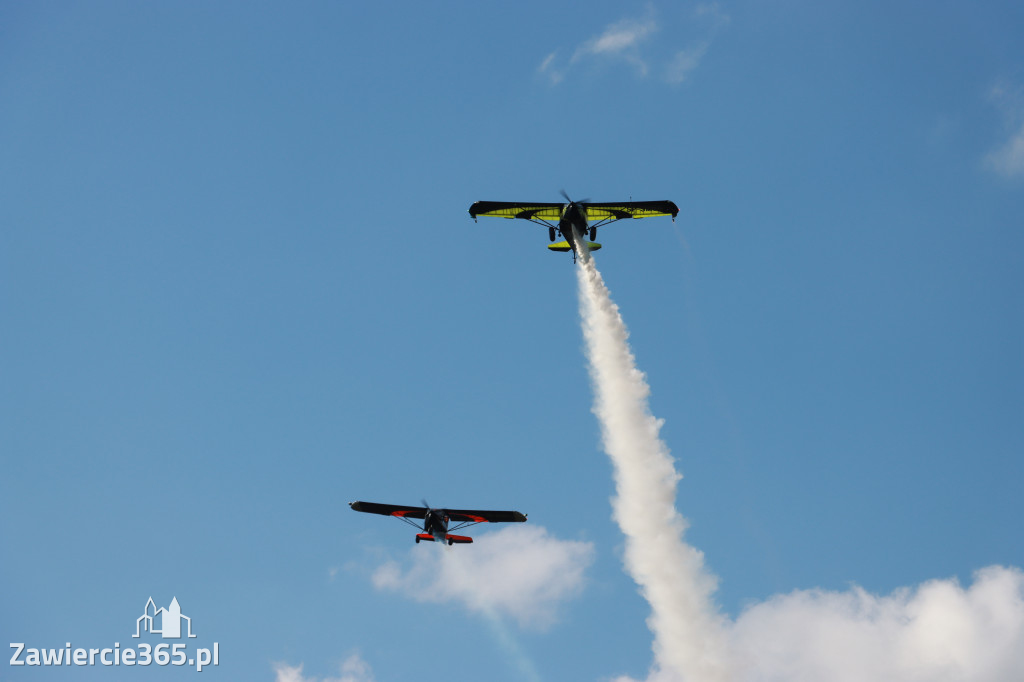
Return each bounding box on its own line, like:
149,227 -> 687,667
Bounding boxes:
548,241 -> 602,252
415,533 -> 474,545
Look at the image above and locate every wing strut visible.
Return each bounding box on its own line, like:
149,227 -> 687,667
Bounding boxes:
394,515 -> 425,531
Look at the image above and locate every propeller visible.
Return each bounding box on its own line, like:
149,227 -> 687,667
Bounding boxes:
421,498 -> 432,510
560,189 -> 591,204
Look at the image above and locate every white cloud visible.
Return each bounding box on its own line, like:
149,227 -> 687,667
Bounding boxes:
985,122 -> 1024,177
606,566 -> 1024,682
666,41 -> 710,85
371,524 -> 594,629
273,654 -> 376,682
666,4 -> 730,85
541,5 -> 729,86
985,82 -> 1024,178
728,566 -> 1024,682
538,51 -> 564,84
572,16 -> 658,63
695,2 -> 731,28
538,11 -> 658,83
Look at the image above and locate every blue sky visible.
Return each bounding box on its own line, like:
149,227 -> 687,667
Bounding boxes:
2,2 -> 1022,680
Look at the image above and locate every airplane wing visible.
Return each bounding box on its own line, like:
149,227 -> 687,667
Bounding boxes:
468,200 -> 679,223
583,200 -> 679,222
349,501 -> 428,519
444,508 -> 528,523
468,201 -> 564,220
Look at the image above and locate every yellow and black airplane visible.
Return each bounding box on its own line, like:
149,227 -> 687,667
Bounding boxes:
468,191 -> 678,262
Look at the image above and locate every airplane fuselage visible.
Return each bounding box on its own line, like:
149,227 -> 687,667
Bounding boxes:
423,508 -> 449,543
559,202 -> 590,257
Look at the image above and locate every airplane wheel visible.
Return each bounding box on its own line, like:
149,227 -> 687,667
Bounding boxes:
448,538 -> 453,546
590,227 -> 597,240
548,227 -> 556,242
415,537 -> 420,544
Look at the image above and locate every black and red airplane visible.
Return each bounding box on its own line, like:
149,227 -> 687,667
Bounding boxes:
349,500 -> 527,545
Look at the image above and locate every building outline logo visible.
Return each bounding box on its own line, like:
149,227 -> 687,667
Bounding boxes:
9,595 -> 218,671
133,597 -> 197,639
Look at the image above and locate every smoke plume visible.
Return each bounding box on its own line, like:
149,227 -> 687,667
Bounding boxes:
575,246 -> 1024,682
576,248 -> 733,681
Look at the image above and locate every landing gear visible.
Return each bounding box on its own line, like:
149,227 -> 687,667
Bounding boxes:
448,538 -> 454,546
415,536 -> 420,543
548,227 -> 556,242
590,226 -> 597,240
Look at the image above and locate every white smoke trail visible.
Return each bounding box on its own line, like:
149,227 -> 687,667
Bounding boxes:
576,245 -> 733,682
